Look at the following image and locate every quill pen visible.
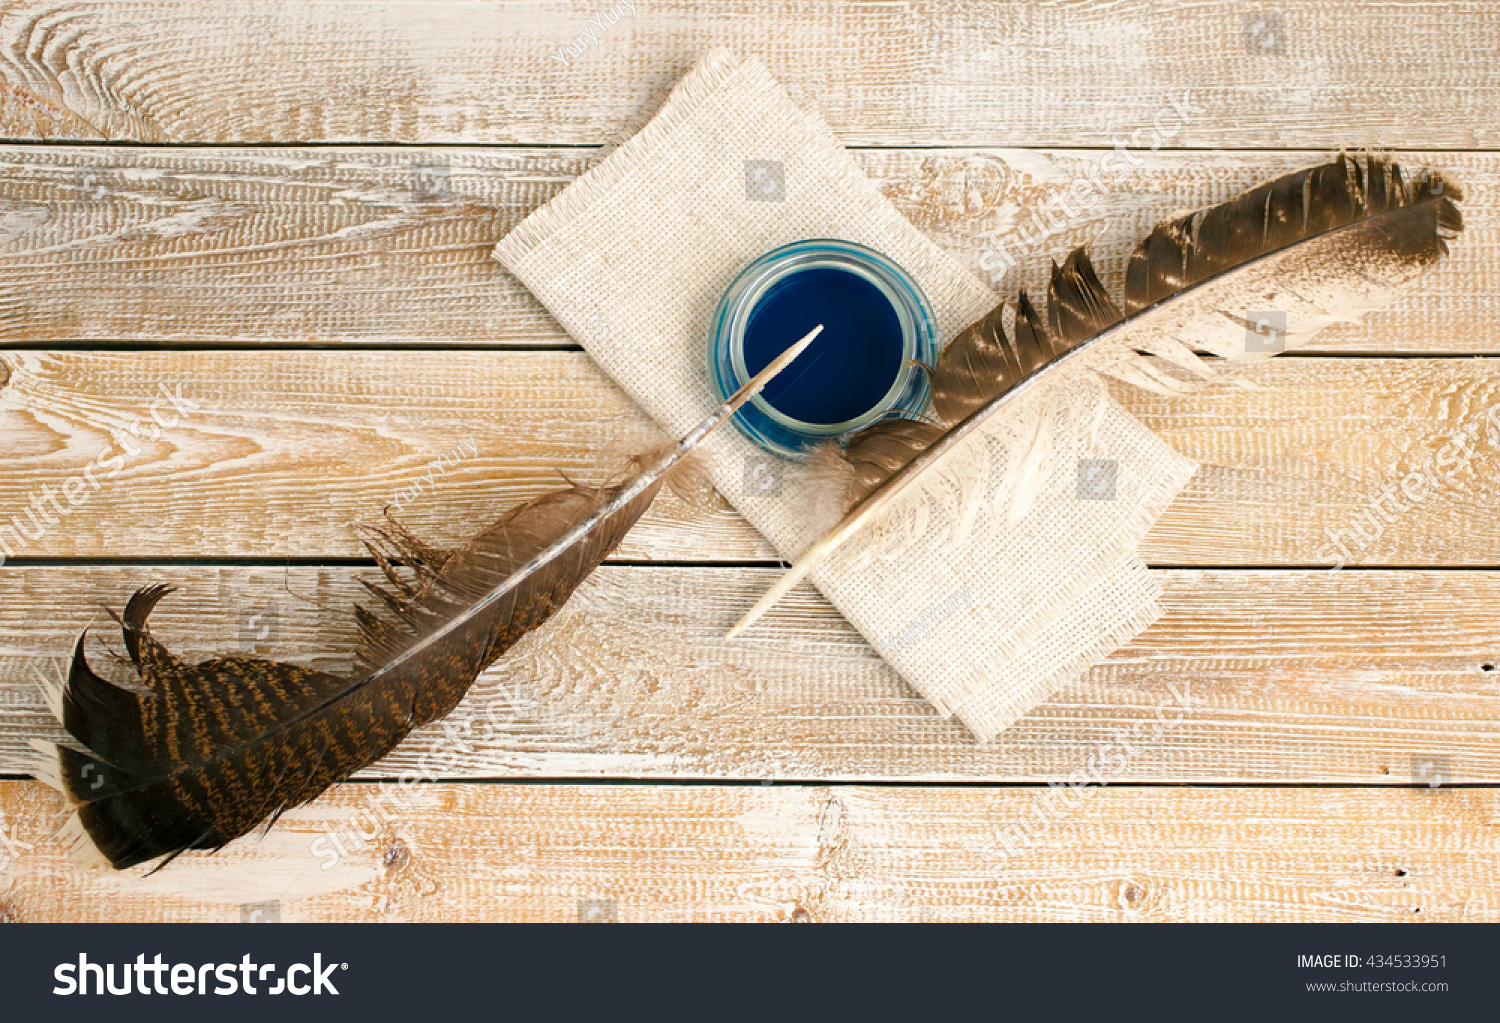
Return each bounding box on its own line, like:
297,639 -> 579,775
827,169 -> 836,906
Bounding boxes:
728,153 -> 1463,638
36,326 -> 822,870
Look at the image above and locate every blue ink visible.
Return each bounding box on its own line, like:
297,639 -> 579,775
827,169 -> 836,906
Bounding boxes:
710,239 -> 938,459
741,267 -> 904,426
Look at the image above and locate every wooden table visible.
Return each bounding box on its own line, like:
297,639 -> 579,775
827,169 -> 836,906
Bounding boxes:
0,1 -> 1497,922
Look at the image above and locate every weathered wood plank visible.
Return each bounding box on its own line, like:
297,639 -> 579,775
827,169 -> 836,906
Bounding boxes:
0,2 -> 1494,148
6,351 -> 1500,566
1,566 -> 1496,783
0,348 -> 754,562
0,147 -> 1492,350
0,781 -> 1494,922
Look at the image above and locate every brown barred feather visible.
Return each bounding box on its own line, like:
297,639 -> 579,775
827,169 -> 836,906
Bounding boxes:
49,328 -> 824,869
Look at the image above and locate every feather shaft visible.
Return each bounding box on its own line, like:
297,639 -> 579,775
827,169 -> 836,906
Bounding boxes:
358,323 -> 822,688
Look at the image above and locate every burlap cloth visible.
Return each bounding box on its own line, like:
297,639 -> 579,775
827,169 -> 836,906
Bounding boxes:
495,48 -> 1198,740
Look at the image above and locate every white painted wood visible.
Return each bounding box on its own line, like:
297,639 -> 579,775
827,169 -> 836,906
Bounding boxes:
0,781 -> 1493,921
6,352 -> 1500,565
0,147 -> 1489,351
0,2 -> 1493,147
1,566 -> 1495,783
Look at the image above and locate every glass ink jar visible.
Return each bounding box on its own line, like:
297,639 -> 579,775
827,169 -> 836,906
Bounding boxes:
709,239 -> 938,459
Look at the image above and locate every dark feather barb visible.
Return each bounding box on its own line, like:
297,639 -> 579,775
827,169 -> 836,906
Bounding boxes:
849,248 -> 1120,495
728,153 -> 1464,638
47,327 -> 825,869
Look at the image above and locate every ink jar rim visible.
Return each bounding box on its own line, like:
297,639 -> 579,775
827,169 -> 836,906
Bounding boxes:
709,238 -> 938,460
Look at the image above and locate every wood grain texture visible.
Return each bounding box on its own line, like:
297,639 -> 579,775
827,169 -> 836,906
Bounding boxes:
0,146 -> 1491,350
2,566 -> 1496,783
0,781 -> 1495,922
0,348 -> 753,562
7,350 -> 1500,565
0,1 -> 1496,926
0,2 -> 1495,147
